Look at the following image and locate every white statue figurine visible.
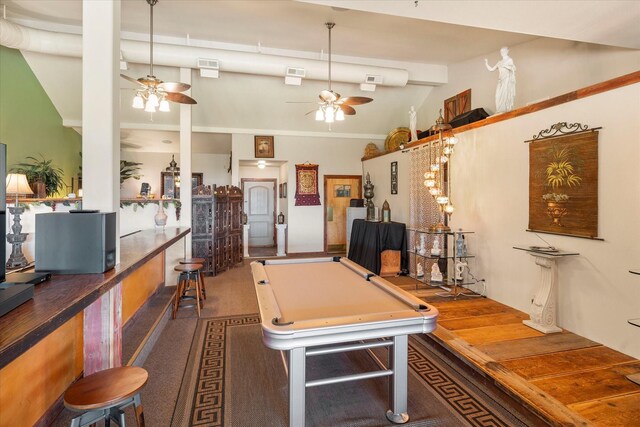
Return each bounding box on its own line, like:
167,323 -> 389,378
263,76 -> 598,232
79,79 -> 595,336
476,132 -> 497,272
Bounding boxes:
485,47 -> 516,114
430,263 -> 443,283
409,106 -> 418,142
416,263 -> 424,278
418,233 -> 427,256
430,239 -> 441,256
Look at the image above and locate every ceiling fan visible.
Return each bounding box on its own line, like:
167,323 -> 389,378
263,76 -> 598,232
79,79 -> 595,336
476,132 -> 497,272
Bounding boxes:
120,0 -> 196,113
305,22 -> 373,123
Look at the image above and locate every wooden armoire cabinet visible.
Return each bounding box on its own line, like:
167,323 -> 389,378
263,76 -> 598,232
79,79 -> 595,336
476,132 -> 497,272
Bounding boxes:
191,186 -> 215,275
191,185 -> 244,275
213,185 -> 244,274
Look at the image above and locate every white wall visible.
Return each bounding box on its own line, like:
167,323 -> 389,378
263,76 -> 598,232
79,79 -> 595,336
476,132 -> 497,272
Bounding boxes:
232,134 -> 379,253
419,37 -> 640,126
368,83 -> 640,358
119,151 -> 231,198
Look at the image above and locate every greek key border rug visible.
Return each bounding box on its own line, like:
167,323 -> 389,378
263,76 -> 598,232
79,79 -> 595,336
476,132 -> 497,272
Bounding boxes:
171,315 -> 531,427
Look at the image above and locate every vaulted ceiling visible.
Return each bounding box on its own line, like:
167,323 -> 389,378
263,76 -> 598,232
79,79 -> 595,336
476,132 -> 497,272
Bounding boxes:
2,0 -> 638,152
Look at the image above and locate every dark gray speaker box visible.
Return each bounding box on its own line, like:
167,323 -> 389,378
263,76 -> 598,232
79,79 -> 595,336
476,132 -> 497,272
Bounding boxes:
35,212 -> 116,274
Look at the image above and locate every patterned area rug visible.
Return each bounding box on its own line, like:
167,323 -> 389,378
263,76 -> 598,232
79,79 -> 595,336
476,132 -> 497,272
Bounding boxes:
171,315 -> 532,427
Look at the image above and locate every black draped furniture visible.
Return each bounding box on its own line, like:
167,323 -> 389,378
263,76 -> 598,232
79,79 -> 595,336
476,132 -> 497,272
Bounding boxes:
347,219 -> 408,275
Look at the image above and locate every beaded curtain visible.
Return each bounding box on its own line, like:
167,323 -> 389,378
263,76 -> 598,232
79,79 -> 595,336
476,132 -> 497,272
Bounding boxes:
408,146 -> 442,277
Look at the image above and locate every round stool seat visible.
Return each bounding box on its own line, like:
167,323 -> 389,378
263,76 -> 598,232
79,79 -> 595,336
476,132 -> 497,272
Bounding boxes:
179,258 -> 205,264
64,366 -> 148,411
174,263 -> 203,273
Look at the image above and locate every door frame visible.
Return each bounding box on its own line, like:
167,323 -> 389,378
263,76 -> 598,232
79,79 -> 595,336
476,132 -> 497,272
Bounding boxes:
323,175 -> 363,254
241,178 -> 277,247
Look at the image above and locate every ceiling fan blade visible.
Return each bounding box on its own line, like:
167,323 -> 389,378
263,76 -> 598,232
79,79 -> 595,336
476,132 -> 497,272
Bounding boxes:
305,110 -> 318,116
159,81 -> 191,92
165,92 -> 198,104
319,90 -> 340,103
339,105 -> 356,115
340,96 -> 373,106
120,74 -> 145,86
137,76 -> 161,87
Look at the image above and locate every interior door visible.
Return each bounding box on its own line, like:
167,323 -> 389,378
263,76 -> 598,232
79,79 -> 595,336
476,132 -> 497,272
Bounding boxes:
244,180 -> 276,247
324,175 -> 362,253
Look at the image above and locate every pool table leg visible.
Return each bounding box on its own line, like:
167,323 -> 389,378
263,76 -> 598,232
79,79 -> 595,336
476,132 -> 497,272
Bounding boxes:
386,335 -> 410,424
289,347 -> 306,427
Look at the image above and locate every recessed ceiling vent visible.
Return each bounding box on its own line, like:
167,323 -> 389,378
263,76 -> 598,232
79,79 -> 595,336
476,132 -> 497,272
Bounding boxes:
365,74 -> 383,84
198,58 -> 219,69
198,58 -> 220,78
286,67 -> 306,78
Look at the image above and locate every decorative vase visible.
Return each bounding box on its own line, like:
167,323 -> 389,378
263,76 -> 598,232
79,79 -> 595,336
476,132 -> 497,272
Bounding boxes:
155,203 -> 168,227
363,173 -> 375,221
546,201 -> 568,226
277,212 -> 285,224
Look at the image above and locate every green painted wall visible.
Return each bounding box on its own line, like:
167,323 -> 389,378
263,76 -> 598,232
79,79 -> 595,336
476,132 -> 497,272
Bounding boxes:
0,45 -> 81,196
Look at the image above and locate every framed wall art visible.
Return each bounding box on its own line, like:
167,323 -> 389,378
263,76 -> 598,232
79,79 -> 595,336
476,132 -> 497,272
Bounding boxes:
255,135 -> 274,158
391,161 -> 398,195
334,184 -> 352,198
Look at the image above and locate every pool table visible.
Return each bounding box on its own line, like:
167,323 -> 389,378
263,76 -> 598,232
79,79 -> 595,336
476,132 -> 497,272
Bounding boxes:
250,257 -> 439,426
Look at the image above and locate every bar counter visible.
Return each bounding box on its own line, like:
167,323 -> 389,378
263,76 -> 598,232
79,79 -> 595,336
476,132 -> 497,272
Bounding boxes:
0,226 -> 190,369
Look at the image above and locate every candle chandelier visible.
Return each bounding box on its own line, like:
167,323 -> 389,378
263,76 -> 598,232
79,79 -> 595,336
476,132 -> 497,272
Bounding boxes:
423,110 -> 458,232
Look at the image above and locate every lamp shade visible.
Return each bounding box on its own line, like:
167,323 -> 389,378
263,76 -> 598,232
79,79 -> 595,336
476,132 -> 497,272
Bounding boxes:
6,173 -> 34,196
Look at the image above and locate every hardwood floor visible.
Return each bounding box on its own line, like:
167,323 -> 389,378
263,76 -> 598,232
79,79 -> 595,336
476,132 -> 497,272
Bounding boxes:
389,277 -> 640,426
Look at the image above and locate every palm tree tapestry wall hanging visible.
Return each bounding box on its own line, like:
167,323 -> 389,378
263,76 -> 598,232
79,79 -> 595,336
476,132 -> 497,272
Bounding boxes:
526,122 -> 601,239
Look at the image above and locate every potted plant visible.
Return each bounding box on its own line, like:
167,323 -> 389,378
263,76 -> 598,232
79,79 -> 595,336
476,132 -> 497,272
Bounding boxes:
120,160 -> 143,184
14,155 -> 65,198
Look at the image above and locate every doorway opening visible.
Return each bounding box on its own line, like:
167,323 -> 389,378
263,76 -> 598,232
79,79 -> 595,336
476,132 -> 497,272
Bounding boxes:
324,175 -> 362,254
241,178 -> 277,257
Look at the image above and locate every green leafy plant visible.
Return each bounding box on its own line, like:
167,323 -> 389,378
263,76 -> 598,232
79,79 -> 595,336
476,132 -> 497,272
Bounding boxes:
120,160 -> 143,184
13,155 -> 65,197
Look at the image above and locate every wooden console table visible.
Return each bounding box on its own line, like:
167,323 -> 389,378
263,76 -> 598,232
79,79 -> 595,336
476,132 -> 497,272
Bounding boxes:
514,246 -> 579,334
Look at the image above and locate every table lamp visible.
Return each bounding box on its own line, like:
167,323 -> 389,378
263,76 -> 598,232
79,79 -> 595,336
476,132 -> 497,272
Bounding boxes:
6,173 -> 34,268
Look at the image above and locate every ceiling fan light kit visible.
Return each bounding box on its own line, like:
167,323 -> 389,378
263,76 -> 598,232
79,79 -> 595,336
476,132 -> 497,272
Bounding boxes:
122,0 -> 197,113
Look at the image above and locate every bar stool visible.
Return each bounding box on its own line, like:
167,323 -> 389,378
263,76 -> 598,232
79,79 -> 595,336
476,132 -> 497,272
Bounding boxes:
64,366 -> 147,427
173,263 -> 204,319
179,257 -> 207,300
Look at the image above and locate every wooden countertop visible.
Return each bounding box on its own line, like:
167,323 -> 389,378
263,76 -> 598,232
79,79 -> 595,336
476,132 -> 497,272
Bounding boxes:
0,227 -> 190,369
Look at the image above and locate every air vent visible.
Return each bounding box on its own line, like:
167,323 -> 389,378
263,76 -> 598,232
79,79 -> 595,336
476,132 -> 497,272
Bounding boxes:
365,74 -> 383,84
198,58 -> 219,69
286,67 -> 306,78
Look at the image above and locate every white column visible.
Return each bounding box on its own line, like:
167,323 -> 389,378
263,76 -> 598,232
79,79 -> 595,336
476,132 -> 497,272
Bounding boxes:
276,224 -> 287,257
243,224 -> 250,257
179,67 -> 192,257
82,0 -> 120,260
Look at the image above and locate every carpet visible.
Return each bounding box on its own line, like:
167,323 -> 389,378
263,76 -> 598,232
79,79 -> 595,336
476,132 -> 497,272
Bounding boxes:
171,315 -> 531,427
